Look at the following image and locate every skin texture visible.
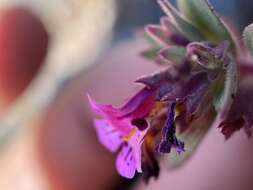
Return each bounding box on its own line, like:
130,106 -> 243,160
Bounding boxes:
0,7 -> 49,109
34,39 -> 253,190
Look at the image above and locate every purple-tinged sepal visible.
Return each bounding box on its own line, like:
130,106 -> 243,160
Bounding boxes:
145,21 -> 190,47
159,46 -> 186,65
136,64 -> 211,124
145,25 -> 172,46
168,106 -> 217,168
157,0 -> 204,42
187,41 -> 230,69
218,78 -> 253,139
142,16 -> 189,61
156,103 -> 185,154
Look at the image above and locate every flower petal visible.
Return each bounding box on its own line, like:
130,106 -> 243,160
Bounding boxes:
127,129 -> 147,172
116,145 -> 137,179
119,87 -> 155,118
87,94 -> 118,116
94,119 -> 122,152
115,121 -> 148,178
88,94 -> 132,134
88,90 -> 154,135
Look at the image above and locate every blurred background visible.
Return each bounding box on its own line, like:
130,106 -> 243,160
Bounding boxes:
0,0 -> 253,190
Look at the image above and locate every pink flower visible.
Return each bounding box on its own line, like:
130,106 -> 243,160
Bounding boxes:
88,88 -> 155,178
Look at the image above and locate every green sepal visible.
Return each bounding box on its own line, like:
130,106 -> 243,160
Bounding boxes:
213,57 -> 237,118
159,46 -> 186,65
141,47 -> 161,60
158,0 -> 205,42
177,0 -> 233,44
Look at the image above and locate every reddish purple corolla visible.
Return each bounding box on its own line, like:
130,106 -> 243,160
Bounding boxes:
88,88 -> 155,178
88,0 -> 253,181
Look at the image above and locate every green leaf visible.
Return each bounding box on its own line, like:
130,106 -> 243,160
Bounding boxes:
158,0 -> 205,42
159,46 -> 186,64
177,0 -> 233,44
243,23 -> 253,57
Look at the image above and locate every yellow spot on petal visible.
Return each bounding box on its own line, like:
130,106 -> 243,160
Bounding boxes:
123,128 -> 138,142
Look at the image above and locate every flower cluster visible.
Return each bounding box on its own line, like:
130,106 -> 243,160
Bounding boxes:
88,0 -> 253,181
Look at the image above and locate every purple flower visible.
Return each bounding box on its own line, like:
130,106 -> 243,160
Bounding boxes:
88,88 -> 155,178
87,0 -> 253,182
